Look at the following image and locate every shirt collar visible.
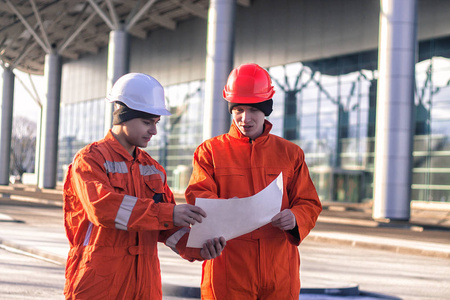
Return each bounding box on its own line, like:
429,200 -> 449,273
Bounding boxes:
104,130 -> 135,161
229,119 -> 273,142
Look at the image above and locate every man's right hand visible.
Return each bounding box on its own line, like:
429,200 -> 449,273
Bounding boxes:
173,204 -> 207,227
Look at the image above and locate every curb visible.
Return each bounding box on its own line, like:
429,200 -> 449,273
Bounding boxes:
0,194 -> 63,207
162,283 -> 200,298
0,239 -> 66,265
306,233 -> 450,259
301,285 -> 359,296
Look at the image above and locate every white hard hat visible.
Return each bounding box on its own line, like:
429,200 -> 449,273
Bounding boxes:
106,73 -> 171,116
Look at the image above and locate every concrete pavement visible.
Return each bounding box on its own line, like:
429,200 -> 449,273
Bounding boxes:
1,184 -> 449,298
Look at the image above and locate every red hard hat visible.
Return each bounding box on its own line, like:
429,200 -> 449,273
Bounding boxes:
223,63 -> 275,104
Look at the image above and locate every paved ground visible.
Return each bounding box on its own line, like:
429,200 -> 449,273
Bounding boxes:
1,184 -> 449,299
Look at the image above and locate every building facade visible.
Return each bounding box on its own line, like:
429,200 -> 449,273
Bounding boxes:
55,0 -> 450,204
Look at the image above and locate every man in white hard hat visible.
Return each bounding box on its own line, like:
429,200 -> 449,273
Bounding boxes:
63,73 -> 226,299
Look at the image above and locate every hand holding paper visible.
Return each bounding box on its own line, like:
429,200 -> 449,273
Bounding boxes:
200,237 -> 227,259
173,204 -> 206,227
271,209 -> 296,231
187,173 -> 283,248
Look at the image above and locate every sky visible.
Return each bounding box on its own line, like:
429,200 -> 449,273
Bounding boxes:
0,69 -> 43,125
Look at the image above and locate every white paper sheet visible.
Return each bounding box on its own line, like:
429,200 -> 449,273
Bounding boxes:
186,173 -> 283,248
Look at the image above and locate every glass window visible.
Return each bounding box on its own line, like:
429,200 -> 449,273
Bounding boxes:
413,53 -> 450,203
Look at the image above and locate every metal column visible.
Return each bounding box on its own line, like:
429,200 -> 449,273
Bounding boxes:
373,0 -> 418,221
0,68 -> 15,185
104,29 -> 129,133
38,53 -> 62,189
203,0 -> 236,140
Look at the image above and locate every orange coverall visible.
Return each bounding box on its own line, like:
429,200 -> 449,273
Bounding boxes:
185,120 -> 322,299
64,130 -> 198,299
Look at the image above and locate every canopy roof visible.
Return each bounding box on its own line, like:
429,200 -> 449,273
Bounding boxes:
0,0 -> 250,75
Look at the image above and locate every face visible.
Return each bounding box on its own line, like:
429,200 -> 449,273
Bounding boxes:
117,117 -> 160,154
231,105 -> 265,140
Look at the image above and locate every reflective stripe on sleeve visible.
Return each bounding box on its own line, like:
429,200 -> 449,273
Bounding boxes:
104,161 -> 128,174
165,227 -> 190,254
83,222 -> 93,246
115,195 -> 138,230
139,164 -> 165,182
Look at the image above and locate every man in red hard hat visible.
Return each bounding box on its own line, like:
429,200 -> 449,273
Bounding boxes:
64,73 -> 226,299
186,64 -> 322,299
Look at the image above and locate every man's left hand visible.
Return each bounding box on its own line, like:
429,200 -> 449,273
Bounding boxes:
271,209 -> 296,231
200,237 -> 226,260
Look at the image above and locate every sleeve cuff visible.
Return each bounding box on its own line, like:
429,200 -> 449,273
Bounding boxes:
176,232 -> 204,262
157,203 -> 176,230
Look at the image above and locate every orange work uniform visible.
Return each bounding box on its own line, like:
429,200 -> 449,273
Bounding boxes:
185,120 -> 322,299
64,130 -> 196,299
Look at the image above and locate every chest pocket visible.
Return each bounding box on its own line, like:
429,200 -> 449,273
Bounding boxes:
215,168 -> 249,198
144,175 -> 165,203
265,168 -> 291,183
265,167 -> 292,209
108,174 -> 128,193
